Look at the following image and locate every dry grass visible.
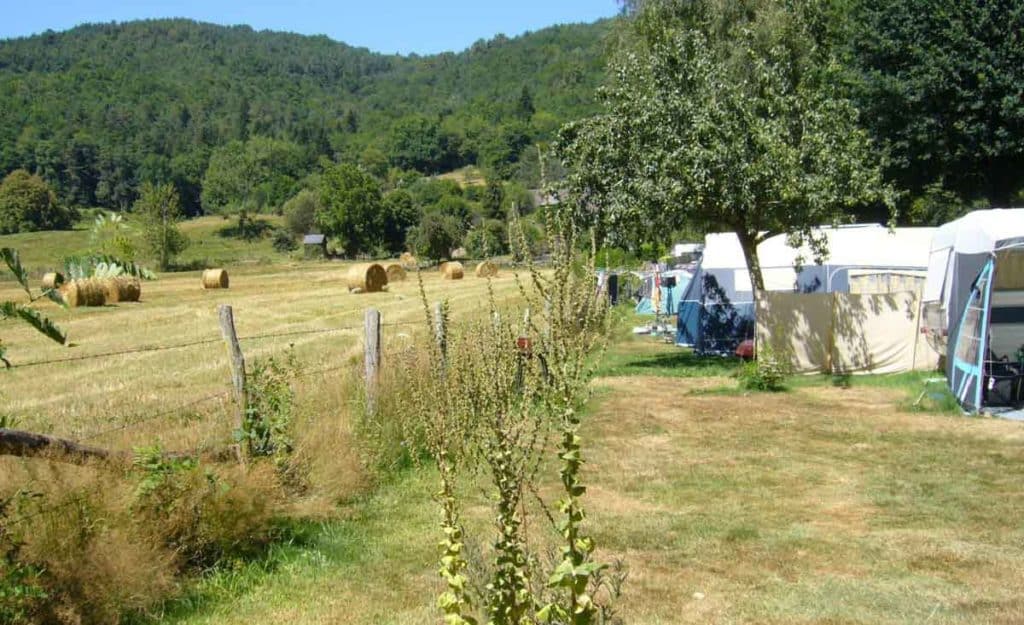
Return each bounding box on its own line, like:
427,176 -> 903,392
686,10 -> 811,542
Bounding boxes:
0,260 -> 527,624
0,261 -> 523,440
157,337 -> 1024,625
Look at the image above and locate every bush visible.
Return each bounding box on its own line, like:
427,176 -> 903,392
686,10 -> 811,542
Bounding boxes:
737,350 -> 788,392
272,228 -> 299,252
464,219 -> 508,258
283,189 -> 319,236
409,213 -> 464,261
0,170 -> 75,234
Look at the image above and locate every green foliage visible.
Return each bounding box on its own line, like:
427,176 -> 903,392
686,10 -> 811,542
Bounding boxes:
1,247 -> 67,366
464,219 -> 509,258
238,353 -> 297,465
130,445 -> 274,569
0,495 -> 49,624
559,0 -> 894,293
0,19 -> 611,208
89,212 -> 137,260
201,137 -> 308,232
282,189 -> 319,237
0,170 -> 74,234
482,178 -> 506,219
387,115 -> 460,174
134,182 -> 189,270
381,189 -> 420,254
737,357 -> 788,392
271,229 -> 299,253
315,162 -> 384,257
409,213 -> 464,261
844,0 -> 1024,209
62,253 -> 157,281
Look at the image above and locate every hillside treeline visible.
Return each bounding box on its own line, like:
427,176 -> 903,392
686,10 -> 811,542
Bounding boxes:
0,18 -> 609,215
0,0 -> 1021,243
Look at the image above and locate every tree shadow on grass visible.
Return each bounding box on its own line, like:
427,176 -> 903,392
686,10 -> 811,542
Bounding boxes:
599,348 -> 741,378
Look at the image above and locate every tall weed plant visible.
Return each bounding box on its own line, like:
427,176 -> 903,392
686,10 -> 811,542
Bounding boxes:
383,209 -> 623,624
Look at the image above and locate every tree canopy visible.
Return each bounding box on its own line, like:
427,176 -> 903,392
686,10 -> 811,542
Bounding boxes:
0,18 -> 612,212
0,169 -> 73,234
843,0 -> 1024,211
559,0 -> 893,292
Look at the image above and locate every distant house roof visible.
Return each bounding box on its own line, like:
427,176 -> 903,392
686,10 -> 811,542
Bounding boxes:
303,234 -> 326,245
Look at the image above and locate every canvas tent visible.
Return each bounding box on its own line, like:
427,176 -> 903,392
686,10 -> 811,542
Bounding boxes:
677,225 -> 935,354
635,269 -> 691,315
920,208 -> 1024,413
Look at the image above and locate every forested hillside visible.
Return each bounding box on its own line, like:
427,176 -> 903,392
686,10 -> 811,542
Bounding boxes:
0,19 -> 611,213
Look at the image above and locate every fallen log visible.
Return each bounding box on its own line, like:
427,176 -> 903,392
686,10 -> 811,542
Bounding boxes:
0,428 -> 232,467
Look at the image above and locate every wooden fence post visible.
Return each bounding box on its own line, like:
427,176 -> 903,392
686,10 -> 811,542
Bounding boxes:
218,304 -> 247,462
364,308 -> 382,415
433,301 -> 447,367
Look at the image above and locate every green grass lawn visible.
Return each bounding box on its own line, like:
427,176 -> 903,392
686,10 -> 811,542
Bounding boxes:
129,320 -> 1024,625
0,214 -> 290,278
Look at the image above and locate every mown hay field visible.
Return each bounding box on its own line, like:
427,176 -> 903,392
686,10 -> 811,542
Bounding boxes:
0,260 -> 523,446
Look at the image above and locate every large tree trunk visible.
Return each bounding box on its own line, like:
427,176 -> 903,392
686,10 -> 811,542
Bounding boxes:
735,228 -> 765,299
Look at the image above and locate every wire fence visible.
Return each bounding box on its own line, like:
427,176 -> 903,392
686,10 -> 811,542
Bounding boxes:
6,318 -> 426,370
0,304 -> 432,528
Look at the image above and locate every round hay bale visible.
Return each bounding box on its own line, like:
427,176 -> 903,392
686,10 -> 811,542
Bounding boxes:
41,272 -> 65,290
60,278 -> 107,308
441,261 -> 464,280
202,269 -> 229,289
346,263 -> 388,293
474,260 -> 499,278
101,276 -> 141,303
385,263 -> 407,282
399,252 -> 417,269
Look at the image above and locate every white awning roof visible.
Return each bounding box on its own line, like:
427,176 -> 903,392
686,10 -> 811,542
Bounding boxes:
930,208 -> 1024,255
700,225 -> 935,272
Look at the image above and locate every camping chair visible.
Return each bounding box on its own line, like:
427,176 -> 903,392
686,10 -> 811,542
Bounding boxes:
983,350 -> 1024,406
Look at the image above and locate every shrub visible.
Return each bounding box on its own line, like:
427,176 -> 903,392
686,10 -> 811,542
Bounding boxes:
0,170 -> 74,234
737,348 -> 788,392
283,189 -> 319,236
464,219 -> 508,258
272,228 -> 299,253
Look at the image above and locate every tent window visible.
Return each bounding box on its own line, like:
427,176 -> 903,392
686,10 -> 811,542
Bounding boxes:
955,305 -> 983,364
955,269 -> 992,365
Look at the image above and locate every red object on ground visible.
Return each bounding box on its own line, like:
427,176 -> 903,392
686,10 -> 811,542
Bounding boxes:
736,339 -> 755,360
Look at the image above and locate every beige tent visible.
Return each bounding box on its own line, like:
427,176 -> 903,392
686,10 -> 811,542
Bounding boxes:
757,289 -> 940,374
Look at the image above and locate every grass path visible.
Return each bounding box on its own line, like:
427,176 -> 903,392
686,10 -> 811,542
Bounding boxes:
152,335 -> 1024,625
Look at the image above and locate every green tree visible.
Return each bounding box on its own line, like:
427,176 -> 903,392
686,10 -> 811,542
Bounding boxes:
409,212 -> 463,261
135,182 -> 189,271
381,188 -> 420,253
315,162 -> 384,257
516,85 -> 536,120
283,189 -> 320,236
559,0 -> 892,294
201,137 -> 307,234
387,114 -> 459,174
482,178 -> 505,219
464,219 -> 508,257
845,0 -> 1024,210
0,169 -> 74,234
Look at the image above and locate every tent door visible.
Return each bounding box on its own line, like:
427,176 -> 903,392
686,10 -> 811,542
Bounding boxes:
950,259 -> 994,412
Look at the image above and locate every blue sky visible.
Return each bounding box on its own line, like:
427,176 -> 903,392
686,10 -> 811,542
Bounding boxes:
0,1 -> 620,54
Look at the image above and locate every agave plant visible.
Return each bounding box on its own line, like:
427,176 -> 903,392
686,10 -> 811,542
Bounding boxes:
63,254 -> 157,281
